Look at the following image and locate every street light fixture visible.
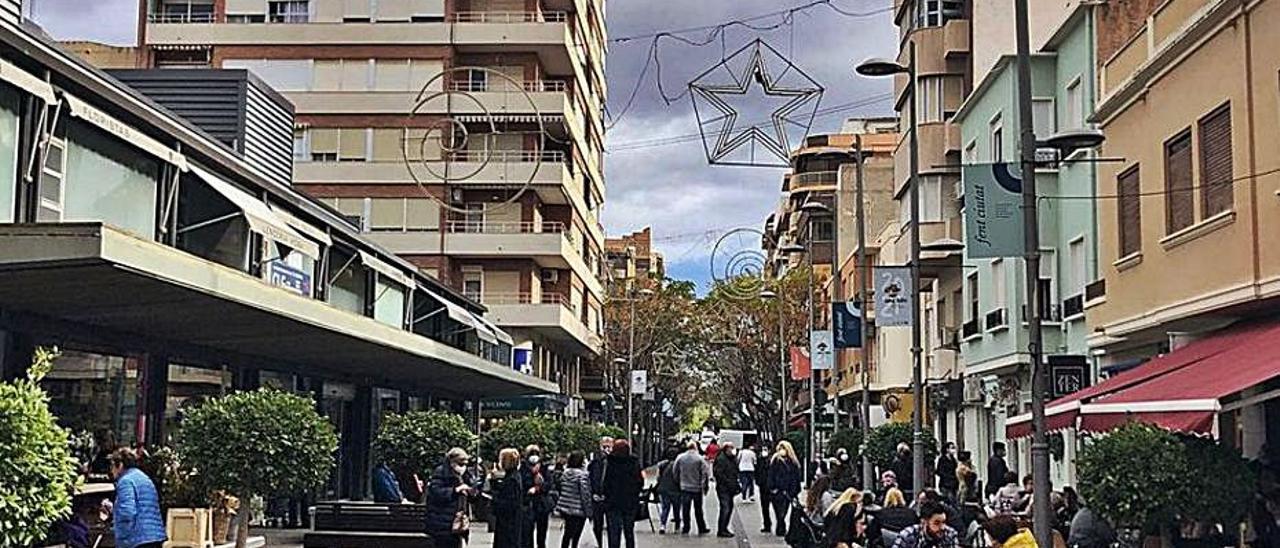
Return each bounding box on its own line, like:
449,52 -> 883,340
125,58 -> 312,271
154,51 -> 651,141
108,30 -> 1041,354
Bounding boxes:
857,41 -> 927,494
1038,128 -> 1105,153
779,243 -> 807,254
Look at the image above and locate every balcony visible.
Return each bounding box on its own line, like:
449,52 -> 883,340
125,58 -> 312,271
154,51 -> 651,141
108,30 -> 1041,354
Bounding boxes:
442,222 -> 605,298
483,292 -> 601,354
282,86 -> 570,115
147,20 -> 452,45
449,11 -> 568,23
943,19 -> 970,58
1101,27 -> 1148,97
788,170 -> 838,192
147,12 -> 214,24
293,151 -> 574,197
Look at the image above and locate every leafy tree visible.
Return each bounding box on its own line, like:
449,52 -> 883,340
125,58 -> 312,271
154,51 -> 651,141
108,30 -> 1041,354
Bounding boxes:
783,429 -> 810,464
862,422 -> 938,473
0,347 -> 78,547
1077,422 -> 1191,532
826,426 -> 863,461
1177,435 -> 1254,526
373,410 -> 475,479
180,388 -> 338,548
479,415 -> 561,461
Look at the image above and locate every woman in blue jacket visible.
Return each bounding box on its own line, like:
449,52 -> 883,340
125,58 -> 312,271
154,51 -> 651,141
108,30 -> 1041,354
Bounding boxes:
110,448 -> 167,548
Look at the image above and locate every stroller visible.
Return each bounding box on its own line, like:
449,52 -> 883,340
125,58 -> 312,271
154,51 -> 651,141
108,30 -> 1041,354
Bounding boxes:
785,496 -> 826,548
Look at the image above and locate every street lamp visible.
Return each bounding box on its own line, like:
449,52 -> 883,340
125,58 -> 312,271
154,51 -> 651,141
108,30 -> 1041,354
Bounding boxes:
798,200 -> 832,481
626,286 -> 654,461
857,42 -> 926,495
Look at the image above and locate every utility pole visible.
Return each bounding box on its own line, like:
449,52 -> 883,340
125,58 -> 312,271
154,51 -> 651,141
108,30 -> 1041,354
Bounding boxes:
1013,0 -> 1051,544
855,135 -> 874,487
906,42 -> 926,496
806,230 -> 816,482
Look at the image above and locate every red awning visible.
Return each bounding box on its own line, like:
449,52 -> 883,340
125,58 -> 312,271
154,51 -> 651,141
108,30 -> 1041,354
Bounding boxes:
1007,319 -> 1280,438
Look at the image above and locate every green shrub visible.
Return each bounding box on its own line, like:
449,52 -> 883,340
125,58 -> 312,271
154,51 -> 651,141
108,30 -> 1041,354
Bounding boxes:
862,422 -> 938,472
480,415 -> 562,461
783,429 -> 809,463
373,410 -> 475,478
0,347 -> 78,547
826,426 -> 863,461
179,388 -> 338,548
1177,435 -> 1254,526
1077,422 -> 1191,531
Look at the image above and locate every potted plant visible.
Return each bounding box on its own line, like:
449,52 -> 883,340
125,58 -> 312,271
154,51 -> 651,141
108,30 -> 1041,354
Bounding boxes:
178,388 -> 338,548
479,414 -> 563,460
372,410 -> 476,498
1078,422 -> 1193,547
0,347 -> 78,547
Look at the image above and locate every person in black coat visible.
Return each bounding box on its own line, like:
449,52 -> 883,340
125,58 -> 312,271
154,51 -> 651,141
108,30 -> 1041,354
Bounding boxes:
755,444 -> 774,534
935,443 -> 959,499
519,445 -> 554,548
424,448 -> 479,548
602,439 -> 643,548
713,442 -> 741,538
769,440 -> 803,537
490,448 -> 526,548
588,437 -> 614,547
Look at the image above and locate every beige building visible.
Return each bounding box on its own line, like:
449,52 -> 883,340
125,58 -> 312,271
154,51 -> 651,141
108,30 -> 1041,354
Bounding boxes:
605,226 -> 664,291
60,41 -> 141,69
135,0 -> 609,415
1087,0 -> 1280,454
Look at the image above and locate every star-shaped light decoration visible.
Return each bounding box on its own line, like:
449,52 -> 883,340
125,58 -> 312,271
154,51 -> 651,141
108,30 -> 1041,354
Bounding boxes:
689,39 -> 824,168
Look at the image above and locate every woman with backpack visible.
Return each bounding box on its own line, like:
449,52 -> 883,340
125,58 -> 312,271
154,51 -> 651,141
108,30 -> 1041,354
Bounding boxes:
555,451 -> 593,548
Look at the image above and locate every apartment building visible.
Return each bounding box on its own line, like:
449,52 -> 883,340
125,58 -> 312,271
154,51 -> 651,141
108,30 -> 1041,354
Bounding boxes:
953,5 -> 1099,486
135,0 -> 609,417
0,7 -> 553,503
605,226 -> 665,291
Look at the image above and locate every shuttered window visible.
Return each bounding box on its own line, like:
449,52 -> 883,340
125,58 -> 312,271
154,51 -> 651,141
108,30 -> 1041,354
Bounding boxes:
1199,104 -> 1233,217
1118,166 -> 1142,257
338,128 -> 367,161
1163,129 -> 1193,234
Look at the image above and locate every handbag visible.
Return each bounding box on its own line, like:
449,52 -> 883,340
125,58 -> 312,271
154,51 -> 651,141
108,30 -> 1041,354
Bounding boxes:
451,489 -> 470,535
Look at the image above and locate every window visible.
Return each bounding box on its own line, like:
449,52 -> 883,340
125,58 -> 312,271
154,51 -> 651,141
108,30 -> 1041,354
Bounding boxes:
1199,104 -> 1233,217
406,199 -> 440,230
268,0 -> 310,22
331,197 -> 367,229
370,198 -> 406,231
62,122 -> 161,239
312,59 -> 369,91
222,59 -> 312,91
966,272 -> 980,321
990,259 -> 1006,310
1164,129 -> 1194,234
462,268 -> 483,301
338,128 -> 368,162
371,128 -> 403,162
989,114 -> 1003,162
1032,98 -> 1055,139
1064,77 -> 1082,131
373,279 -> 406,327
309,128 -> 338,162
37,138 -> 66,222
916,0 -> 964,27
0,89 -> 16,223
41,351 -> 142,458
1117,166 -> 1142,257
292,128 -> 309,161
902,176 -> 944,224
918,76 -> 946,123
1038,249 -> 1056,320
374,60 -> 410,91
226,13 -> 266,22
1068,237 -> 1086,296
462,202 -> 484,232
158,0 -> 214,22
327,248 -> 368,313
812,218 -> 834,242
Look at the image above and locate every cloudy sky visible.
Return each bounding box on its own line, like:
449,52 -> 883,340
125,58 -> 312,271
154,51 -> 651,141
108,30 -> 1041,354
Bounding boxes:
29,0 -> 897,289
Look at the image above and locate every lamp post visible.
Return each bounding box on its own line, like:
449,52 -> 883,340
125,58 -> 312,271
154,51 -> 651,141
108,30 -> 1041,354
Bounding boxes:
851,134 -> 875,486
799,200 -> 830,480
760,287 -> 784,441
857,42 -> 924,492
625,286 -> 655,461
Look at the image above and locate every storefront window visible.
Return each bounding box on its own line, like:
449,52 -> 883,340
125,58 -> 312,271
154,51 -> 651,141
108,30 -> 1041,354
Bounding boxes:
328,248 -> 368,314
0,86 -> 18,222
40,350 -> 141,478
164,363 -> 231,443
373,279 -> 406,327
63,121 -> 160,239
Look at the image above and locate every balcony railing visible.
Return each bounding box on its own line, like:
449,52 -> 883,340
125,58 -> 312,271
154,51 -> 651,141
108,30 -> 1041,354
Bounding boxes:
148,11 -> 215,23
449,10 -> 567,23
448,149 -> 566,163
445,220 -> 567,235
448,80 -> 568,93
482,292 -> 573,311
790,170 -> 838,188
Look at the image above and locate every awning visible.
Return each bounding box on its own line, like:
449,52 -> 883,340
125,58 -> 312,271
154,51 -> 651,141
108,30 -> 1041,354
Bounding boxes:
0,56 -> 56,104
189,164 -> 320,259
268,204 -> 332,248
419,285 -> 479,329
358,250 -> 414,288
62,93 -> 188,170
1007,319 -> 1280,438
475,313 -> 515,345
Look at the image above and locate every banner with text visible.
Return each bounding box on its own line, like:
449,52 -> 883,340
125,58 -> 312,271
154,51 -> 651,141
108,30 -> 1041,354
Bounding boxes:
964,162 -> 1025,258
832,301 -> 862,348
875,266 -> 914,327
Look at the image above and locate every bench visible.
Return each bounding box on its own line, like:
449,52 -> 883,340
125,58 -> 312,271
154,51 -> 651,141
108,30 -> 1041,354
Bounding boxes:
303,501 -> 434,548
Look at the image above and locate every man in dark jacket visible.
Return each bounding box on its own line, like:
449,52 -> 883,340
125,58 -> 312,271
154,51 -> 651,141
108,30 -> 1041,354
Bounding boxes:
519,445 -> 553,548
985,442 -> 1010,497
891,443 -> 914,497
935,443 -> 959,498
602,440 -> 643,548
588,437 -> 613,546
424,448 -> 478,548
712,442 -> 741,538
755,444 -> 774,534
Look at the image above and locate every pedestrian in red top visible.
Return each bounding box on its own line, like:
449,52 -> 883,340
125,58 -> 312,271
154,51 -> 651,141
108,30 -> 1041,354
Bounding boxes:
705,439 -> 720,463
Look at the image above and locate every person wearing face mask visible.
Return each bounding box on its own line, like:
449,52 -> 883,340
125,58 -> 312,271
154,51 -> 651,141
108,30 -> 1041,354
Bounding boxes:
588,437 -> 614,546
829,448 -> 859,492
756,444 -> 775,534
520,445 -> 553,548
424,447 -> 479,548
935,443 -> 959,499
713,442 -> 741,538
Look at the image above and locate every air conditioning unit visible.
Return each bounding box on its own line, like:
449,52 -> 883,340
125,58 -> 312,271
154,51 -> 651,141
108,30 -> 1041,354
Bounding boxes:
541,269 -> 560,283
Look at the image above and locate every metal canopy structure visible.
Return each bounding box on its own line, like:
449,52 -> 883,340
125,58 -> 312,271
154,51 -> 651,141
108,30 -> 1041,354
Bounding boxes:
0,223 -> 555,398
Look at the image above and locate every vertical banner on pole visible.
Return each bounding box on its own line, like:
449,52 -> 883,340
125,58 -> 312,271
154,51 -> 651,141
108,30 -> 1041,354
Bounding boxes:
832,301 -> 862,348
810,330 -> 834,370
963,162 -> 1025,258
790,347 -> 811,380
630,370 -> 648,395
875,266 -> 914,327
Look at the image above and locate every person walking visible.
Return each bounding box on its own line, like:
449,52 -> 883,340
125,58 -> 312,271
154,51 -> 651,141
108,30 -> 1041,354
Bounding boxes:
986,442 -> 1010,497
713,442 -> 742,538
520,445 -> 553,548
890,502 -> 959,548
588,437 -> 613,547
554,451 -> 593,548
756,443 -> 775,534
705,438 -> 721,464
655,449 -> 682,534
490,448 -> 526,548
602,439 -> 642,548
891,443 -> 914,497
982,514 -> 1038,548
424,447 -> 479,548
935,443 -> 959,498
674,440 -> 711,535
109,448 -> 166,548
769,440 -> 803,537
738,443 -> 759,502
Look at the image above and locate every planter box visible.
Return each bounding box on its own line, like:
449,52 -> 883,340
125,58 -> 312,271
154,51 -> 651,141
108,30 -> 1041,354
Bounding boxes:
166,508 -> 213,548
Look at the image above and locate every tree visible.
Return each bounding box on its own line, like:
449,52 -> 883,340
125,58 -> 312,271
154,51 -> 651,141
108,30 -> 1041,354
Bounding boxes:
1179,435 -> 1254,526
826,426 -> 863,461
479,415 -> 561,460
0,347 -> 78,547
179,388 -> 338,548
373,410 -> 476,480
1077,422 -> 1191,532
862,422 -> 938,473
